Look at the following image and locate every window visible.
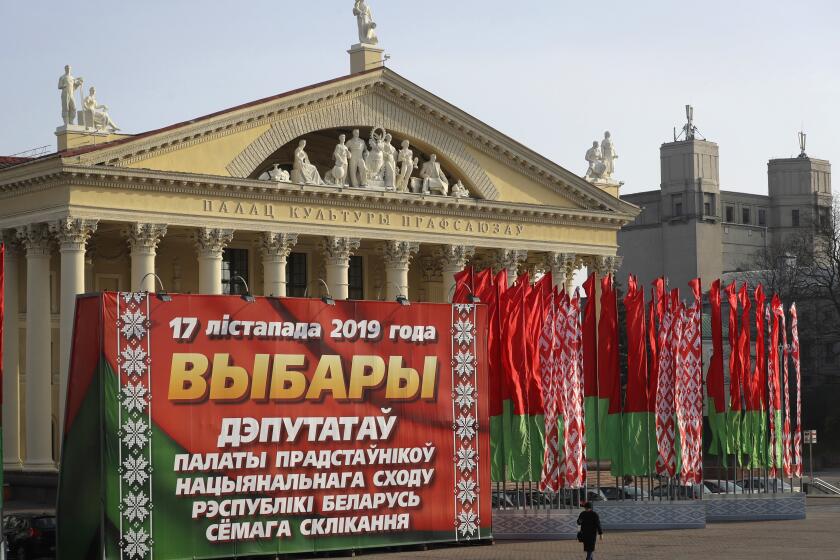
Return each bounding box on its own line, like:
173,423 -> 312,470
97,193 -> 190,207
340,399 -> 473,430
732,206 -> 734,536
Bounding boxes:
703,193 -> 715,217
348,256 -> 364,300
758,209 -> 766,226
742,207 -> 751,225
286,252 -> 308,297
725,206 -> 734,222
672,194 -> 683,217
819,207 -> 829,231
792,209 -> 800,227
222,248 -> 249,295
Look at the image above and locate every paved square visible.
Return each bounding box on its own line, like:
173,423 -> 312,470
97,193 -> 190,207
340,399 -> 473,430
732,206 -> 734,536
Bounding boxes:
351,499 -> 840,560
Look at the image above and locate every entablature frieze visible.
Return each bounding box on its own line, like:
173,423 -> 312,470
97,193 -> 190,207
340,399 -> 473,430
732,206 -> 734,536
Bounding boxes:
0,166 -> 625,256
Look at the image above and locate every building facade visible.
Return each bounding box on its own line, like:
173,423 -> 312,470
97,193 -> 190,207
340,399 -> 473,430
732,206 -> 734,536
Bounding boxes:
0,44 -> 636,479
618,120 -> 832,292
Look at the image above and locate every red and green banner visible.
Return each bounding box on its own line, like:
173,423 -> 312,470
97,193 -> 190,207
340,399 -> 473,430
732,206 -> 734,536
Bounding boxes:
597,275 -> 621,465
706,280 -> 728,457
725,282 -> 744,463
617,276 -> 655,476
57,293 -> 491,559
582,274 -> 602,462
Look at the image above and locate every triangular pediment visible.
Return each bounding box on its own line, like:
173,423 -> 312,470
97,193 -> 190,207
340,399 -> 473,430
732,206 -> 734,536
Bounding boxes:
64,68 -> 635,215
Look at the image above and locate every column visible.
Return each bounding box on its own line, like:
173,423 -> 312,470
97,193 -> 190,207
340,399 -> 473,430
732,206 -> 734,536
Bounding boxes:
320,237 -> 360,300
382,241 -> 419,300
124,223 -> 168,292
497,249 -> 528,287
260,232 -> 298,297
2,233 -> 22,469
548,252 -> 577,292
420,256 -> 441,302
194,228 -> 234,295
51,217 -> 98,443
438,245 -> 475,302
17,224 -> 54,470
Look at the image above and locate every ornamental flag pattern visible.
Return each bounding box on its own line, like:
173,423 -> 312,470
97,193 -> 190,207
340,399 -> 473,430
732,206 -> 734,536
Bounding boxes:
563,295 -> 587,489
676,290 -> 703,485
790,304 -> 803,478
451,303 -> 480,541
538,295 -> 561,492
767,303 -> 779,478
655,295 -> 677,477
117,293 -> 154,559
780,306 -> 793,479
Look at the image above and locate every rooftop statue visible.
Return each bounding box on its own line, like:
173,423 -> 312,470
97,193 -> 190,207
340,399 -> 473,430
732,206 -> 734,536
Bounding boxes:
396,140 -> 418,193
353,0 -> 378,45
82,86 -> 120,132
345,129 -> 369,187
600,131 -> 618,178
584,141 -> 605,180
58,65 -> 83,126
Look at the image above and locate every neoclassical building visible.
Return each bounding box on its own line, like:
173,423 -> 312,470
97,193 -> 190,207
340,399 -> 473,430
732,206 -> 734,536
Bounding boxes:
0,34 -> 636,485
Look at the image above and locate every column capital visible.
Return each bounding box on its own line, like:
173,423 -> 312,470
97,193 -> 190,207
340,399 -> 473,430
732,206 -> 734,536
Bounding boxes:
124,223 -> 168,254
1,230 -> 23,256
260,232 -> 298,259
320,236 -> 360,265
381,241 -> 419,267
592,254 -> 621,276
548,251 -> 578,283
50,217 -> 98,252
496,248 -> 527,273
16,224 -> 52,258
437,244 -> 475,270
194,228 -> 234,258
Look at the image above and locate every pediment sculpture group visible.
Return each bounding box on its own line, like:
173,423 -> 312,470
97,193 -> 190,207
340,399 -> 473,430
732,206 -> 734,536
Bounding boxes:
259,128 -> 471,199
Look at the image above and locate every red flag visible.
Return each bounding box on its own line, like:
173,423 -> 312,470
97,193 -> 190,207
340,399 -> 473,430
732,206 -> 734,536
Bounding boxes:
754,285 -> 767,411
648,278 -> 666,411
452,266 -> 474,303
598,275 -> 621,412
476,269 -> 504,418
790,304 -> 803,477
726,282 -> 742,413
707,280 -> 725,413
501,274 -> 529,418
582,273 -> 598,398
623,276 -> 648,413
738,285 -> 755,410
525,274 -> 552,419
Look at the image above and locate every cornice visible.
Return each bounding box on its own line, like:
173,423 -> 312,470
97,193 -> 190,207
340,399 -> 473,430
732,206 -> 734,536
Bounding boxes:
50,68 -> 637,217
0,165 -> 635,231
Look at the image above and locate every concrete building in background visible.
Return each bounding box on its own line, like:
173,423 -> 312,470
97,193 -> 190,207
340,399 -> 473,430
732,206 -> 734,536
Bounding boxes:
617,107 -> 832,292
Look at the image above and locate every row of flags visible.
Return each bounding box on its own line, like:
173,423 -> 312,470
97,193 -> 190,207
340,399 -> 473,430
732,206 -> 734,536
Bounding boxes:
454,268 -> 804,488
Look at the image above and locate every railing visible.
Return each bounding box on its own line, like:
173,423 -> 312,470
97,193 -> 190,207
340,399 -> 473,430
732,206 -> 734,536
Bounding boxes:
810,477 -> 840,495
492,463 -> 804,511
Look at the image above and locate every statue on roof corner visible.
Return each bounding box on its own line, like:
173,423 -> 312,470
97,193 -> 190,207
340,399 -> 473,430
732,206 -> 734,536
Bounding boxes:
353,0 -> 378,45
58,65 -> 84,126
585,131 -> 618,182
82,87 -> 120,132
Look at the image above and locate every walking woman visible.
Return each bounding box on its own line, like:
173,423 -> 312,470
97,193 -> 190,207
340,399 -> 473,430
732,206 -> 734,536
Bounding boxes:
576,502 -> 603,560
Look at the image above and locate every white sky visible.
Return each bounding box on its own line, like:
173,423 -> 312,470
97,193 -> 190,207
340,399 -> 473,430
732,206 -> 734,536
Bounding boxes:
1,0 -> 838,194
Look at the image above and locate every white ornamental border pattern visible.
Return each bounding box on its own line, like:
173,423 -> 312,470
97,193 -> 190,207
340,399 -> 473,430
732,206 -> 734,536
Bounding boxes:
117,293 -> 154,559
451,304 -> 481,541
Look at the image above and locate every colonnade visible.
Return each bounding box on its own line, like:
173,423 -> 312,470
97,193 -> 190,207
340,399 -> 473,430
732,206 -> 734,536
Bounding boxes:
1,219 -> 611,469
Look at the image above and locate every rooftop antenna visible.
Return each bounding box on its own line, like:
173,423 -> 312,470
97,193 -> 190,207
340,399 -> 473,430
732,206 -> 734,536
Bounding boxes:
674,104 -> 704,141
798,130 -> 807,158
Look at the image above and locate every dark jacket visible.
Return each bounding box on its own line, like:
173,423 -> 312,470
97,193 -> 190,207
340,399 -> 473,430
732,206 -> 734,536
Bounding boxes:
576,510 -> 603,551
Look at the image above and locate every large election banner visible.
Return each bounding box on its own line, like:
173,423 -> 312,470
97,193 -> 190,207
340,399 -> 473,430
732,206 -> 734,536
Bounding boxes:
57,293 -> 490,559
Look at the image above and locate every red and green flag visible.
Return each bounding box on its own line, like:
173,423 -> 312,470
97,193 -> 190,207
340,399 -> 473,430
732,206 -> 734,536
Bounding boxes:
597,274 -> 621,465
617,276 -> 655,476
768,295 -> 783,476
582,274 -> 603,460
706,279 -> 728,457
726,281 -> 744,463
477,269 -> 507,481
